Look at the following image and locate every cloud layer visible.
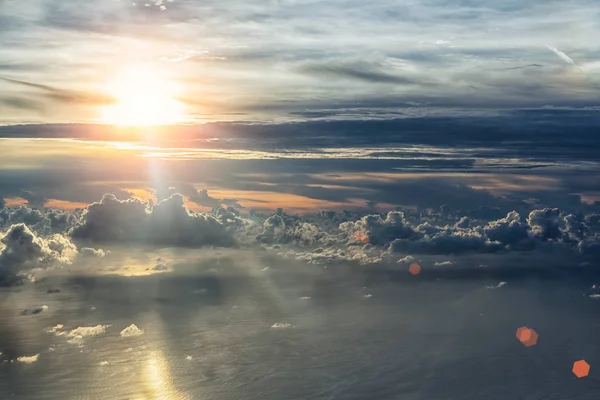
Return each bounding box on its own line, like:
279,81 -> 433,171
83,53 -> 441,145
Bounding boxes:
1,190 -> 599,285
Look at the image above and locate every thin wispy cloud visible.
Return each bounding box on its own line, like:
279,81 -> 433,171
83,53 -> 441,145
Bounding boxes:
545,45 -> 576,66
0,77 -> 115,105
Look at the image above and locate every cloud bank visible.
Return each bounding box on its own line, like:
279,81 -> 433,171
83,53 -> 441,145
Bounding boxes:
1,190 -> 599,286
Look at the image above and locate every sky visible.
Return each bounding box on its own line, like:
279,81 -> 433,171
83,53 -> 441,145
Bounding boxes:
1,0 -> 600,123
2,2 -> 600,398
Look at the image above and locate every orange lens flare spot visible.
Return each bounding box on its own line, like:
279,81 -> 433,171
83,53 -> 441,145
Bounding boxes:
515,326 -> 539,347
409,262 -> 421,275
573,360 -> 591,378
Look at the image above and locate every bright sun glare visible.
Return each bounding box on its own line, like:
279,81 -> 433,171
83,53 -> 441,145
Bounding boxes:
101,64 -> 187,126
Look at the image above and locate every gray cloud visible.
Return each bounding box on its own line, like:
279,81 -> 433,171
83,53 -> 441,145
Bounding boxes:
298,60 -> 426,85
70,193 -> 240,248
0,77 -> 115,105
173,184 -> 221,208
1,191 -> 599,287
0,224 -> 75,285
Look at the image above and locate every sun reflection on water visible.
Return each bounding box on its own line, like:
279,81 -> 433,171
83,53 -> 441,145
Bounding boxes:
137,351 -> 189,400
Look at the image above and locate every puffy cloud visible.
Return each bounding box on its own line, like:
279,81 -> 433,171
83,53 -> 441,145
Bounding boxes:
484,211 -> 532,248
1,193 -> 600,275
562,214 -> 586,242
120,324 -> 144,337
70,193 -> 236,247
527,208 -> 562,240
584,214 -> 600,229
256,213 -> 329,246
0,224 -> 53,285
78,247 -> 107,258
340,212 -> 415,245
397,255 -> 415,264
389,229 -> 499,255
1,206 -> 44,227
67,325 -> 110,338
177,185 -> 221,208
16,354 -> 39,363
41,209 -> 79,234
282,244 -> 384,266
0,224 -> 77,285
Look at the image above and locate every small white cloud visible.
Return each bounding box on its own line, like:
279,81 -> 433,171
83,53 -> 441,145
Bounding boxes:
46,324 -> 65,335
56,325 -> 110,346
397,255 -> 415,264
486,282 -> 507,290
434,261 -> 452,266
271,322 -> 292,329
124,347 -> 134,353
364,293 -> 373,298
185,355 -> 192,361
546,45 -> 576,65
299,296 -> 311,300
99,361 -> 109,366
120,324 -> 144,337
16,354 -> 39,364
589,294 -> 600,299
67,325 -> 110,338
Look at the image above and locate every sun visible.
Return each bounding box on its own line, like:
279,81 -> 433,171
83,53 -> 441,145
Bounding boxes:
101,64 -> 187,126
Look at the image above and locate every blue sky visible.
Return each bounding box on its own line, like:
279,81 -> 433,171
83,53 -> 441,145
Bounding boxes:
1,0 -> 599,123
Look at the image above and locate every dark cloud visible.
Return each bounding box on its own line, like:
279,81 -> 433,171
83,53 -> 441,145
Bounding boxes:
70,193 -> 239,248
0,113 -> 599,220
19,189 -> 45,208
175,184 -> 221,208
